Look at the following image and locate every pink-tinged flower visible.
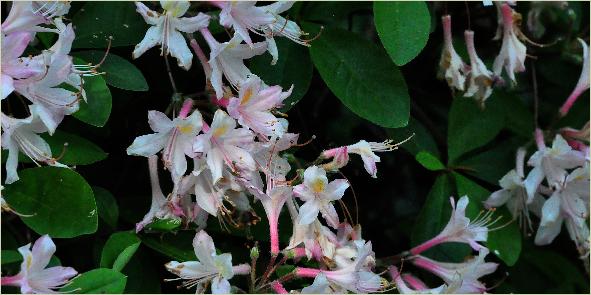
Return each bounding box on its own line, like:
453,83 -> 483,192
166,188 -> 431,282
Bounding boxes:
227,74 -> 293,137
251,132 -> 299,181
199,28 -> 267,98
439,15 -> 467,92
165,230 -> 250,293
136,156 -> 180,232
493,3 -> 526,83
1,106 -> 66,184
193,109 -> 256,184
411,196 -> 491,255
133,1 -> 210,70
559,39 -> 590,117
0,235 -> 77,294
322,140 -> 401,178
412,248 -> 498,294
389,266 -> 451,294
296,241 -> 384,293
1,32 -> 39,100
463,30 -> 494,107
127,101 -> 203,182
0,1 -> 69,34
523,133 -> 587,200
293,166 -> 348,229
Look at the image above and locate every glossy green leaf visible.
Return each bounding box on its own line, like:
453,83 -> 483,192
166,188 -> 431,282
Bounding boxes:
94,186 -> 119,230
140,231 -> 197,262
72,2 -> 148,48
308,25 -> 410,128
3,167 -> 98,238
100,232 -> 141,272
145,218 -> 182,232
250,38 -> 313,112
447,97 -> 504,163
374,1 -> 431,65
44,131 -> 107,165
73,51 -> 148,91
61,268 -> 127,294
454,173 -> 522,266
416,151 -> 446,171
72,58 -> 112,127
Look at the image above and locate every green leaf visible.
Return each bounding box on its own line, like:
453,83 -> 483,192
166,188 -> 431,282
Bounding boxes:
386,117 -> 440,157
140,231 -> 197,261
44,131 -> 107,165
307,25 -> 410,128
145,218 -> 182,232
493,90 -> 534,138
73,51 -> 148,91
374,1 -> 431,65
72,57 -> 112,127
72,2 -> 149,48
94,186 -> 119,230
1,250 -> 22,265
3,167 -> 98,238
60,268 -> 127,294
250,38 -> 313,112
415,151 -> 445,171
100,232 -> 141,272
121,248 -> 161,293
447,97 -> 504,163
454,173 -> 522,266
411,174 -> 471,261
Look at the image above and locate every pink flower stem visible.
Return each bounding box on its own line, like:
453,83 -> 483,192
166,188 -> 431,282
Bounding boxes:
295,267 -> 321,278
178,99 -> 193,119
233,264 -> 252,275
411,256 -> 444,277
501,3 -> 514,33
1,275 -> 21,286
270,281 -> 288,294
534,128 -> 546,151
402,274 -> 428,291
441,15 -> 452,44
189,38 -> 211,79
409,235 -> 446,255
559,87 -> 586,117
269,213 -> 280,255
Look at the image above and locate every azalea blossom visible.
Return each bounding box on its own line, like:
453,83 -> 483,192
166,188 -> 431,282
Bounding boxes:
389,266 -> 456,294
411,248 -> 498,293
133,1 -> 210,70
251,131 -> 298,181
1,106 -> 66,184
293,166 -> 349,229
321,139 -> 402,178
199,29 -> 267,98
411,196 -> 492,255
559,38 -> 590,117
127,100 -> 203,182
463,30 -> 494,107
0,235 -> 77,294
227,74 -> 293,137
165,230 -> 250,293
1,31 -> 38,100
439,15 -> 467,92
493,3 -> 526,83
1,1 -> 69,34
192,109 -> 256,184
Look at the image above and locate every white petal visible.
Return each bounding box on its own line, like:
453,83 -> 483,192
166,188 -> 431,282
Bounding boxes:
523,166 -> 544,202
175,12 -> 210,33
484,189 -> 512,208
324,179 -> 349,201
168,30 -> 193,70
29,235 -> 56,272
211,276 -> 231,294
133,25 -> 162,59
297,200 -> 320,225
127,132 -> 169,156
148,111 -> 173,132
193,230 -> 216,267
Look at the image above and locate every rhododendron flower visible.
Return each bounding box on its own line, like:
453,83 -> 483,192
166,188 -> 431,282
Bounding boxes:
227,74 -> 293,137
193,109 -> 256,184
463,30 -> 494,107
251,132 -> 298,181
559,39 -> 590,117
412,248 -> 498,293
301,273 -> 332,294
411,196 -> 490,255
322,140 -> 400,178
389,266 -> 455,294
493,3 -> 526,83
1,1 -> 69,34
165,230 -> 250,293
133,1 -> 210,70
200,29 -> 267,98
294,166 -> 348,229
127,102 -> 203,182
524,134 -> 586,199
1,106 -> 66,184
439,15 -> 467,92
0,235 -> 77,294
1,32 -> 37,100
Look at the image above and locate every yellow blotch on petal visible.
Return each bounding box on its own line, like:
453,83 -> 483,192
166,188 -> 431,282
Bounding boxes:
311,178 -> 326,193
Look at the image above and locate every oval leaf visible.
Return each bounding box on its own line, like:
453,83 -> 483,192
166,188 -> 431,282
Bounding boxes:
60,268 -> 127,294
100,232 -> 141,272
94,186 -> 119,230
416,151 -> 445,171
72,57 -> 112,127
374,1 -> 431,65
73,51 -> 148,91
3,167 -> 98,238
308,25 -> 410,128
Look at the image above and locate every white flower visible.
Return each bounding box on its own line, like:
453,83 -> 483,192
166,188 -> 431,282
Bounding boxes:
294,166 -> 349,229
1,106 -> 66,184
1,1 -> 69,34
463,30 -> 494,107
439,15 -> 467,92
165,230 -> 250,293
322,140 -> 401,178
133,1 -> 210,70
559,38 -> 590,117
492,3 -> 526,83
0,235 -> 77,294
127,106 -> 203,182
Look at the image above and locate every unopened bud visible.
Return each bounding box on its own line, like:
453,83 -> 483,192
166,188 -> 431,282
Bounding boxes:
250,246 -> 259,260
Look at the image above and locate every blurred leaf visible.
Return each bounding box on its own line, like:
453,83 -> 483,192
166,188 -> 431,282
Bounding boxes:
307,25 -> 410,128
374,1 -> 431,65
415,151 -> 445,171
72,2 -> 148,48
447,97 -> 504,163
100,231 -> 141,272
61,268 -> 127,293
94,186 -> 119,230
140,231 -> 197,261
72,58 -> 112,127
3,167 -> 98,238
387,117 -> 440,157
145,218 -> 182,232
454,173 -> 522,266
73,51 -> 149,91
44,131 -> 107,165
250,38 -> 313,112
1,250 -> 22,265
